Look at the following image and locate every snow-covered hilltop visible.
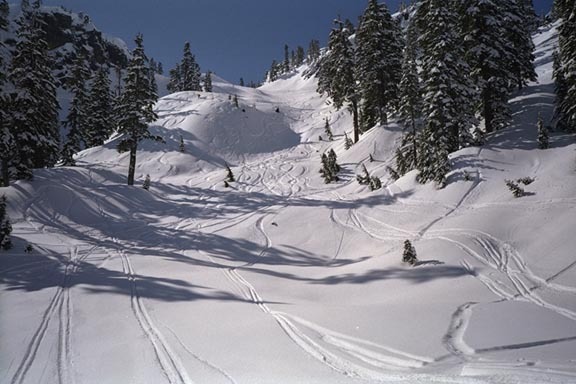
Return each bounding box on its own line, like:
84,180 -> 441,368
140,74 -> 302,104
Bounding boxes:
1,16 -> 576,384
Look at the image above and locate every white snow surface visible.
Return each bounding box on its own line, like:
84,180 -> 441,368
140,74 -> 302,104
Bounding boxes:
1,24 -> 576,384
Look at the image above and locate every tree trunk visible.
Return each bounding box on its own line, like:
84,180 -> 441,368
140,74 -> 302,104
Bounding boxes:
483,88 -> 494,134
352,99 -> 360,143
127,144 -> 137,186
1,158 -> 9,187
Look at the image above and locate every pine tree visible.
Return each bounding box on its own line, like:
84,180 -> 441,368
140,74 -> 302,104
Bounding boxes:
317,19 -> 360,143
504,0 -> 538,90
415,0 -> 475,186
116,34 -> 162,186
553,50 -> 570,130
142,174 -> 151,190
402,240 -> 417,266
86,66 -> 114,147
8,1 -> 60,179
233,94 -> 239,108
356,0 -> 403,131
225,163 -> 235,182
179,135 -> 185,152
284,44 -> 290,72
306,39 -> 321,64
0,0 -> 12,186
319,151 -> 340,183
461,0 -> 517,134
344,132 -> 354,150
398,20 -> 422,138
0,195 -> 12,250
556,0 -> 576,132
167,63 -> 182,93
179,42 -> 201,91
356,164 -> 371,185
239,77 -> 244,87
203,71 -> 213,92
61,52 -> 91,166
324,117 -> 334,141
537,113 -> 549,149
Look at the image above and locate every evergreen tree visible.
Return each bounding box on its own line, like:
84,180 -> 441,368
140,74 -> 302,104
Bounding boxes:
461,0 -> 517,134
324,117 -> 334,141
504,0 -> 538,90
179,135 -> 185,152
284,44 -> 290,72
553,50 -> 569,130
116,34 -> 161,186
317,19 -> 360,143
306,39 -> 321,64
344,132 -> 354,150
556,0 -> 576,132
167,63 -> 182,93
225,163 -> 235,182
61,52 -> 91,166
0,0 -> 12,186
356,0 -> 403,131
402,240 -> 417,265
203,71 -> 213,92
8,1 -> 60,179
0,195 -> 12,250
142,174 -> 151,190
320,150 -> 340,183
86,66 -> 114,147
415,0 -> 475,186
295,46 -> 306,67
179,42 -> 202,91
537,113 -> 549,149
239,77 -> 245,87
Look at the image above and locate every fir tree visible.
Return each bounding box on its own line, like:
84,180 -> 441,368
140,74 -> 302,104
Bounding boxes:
116,34 -> 162,186
356,163 -> 371,185
284,44 -> 290,72
553,50 -> 570,130
344,132 -> 354,150
397,20 -> 422,139
461,0 -> 517,134
505,179 -> 525,197
8,1 -> 60,179
203,71 -> 213,92
306,39 -> 321,64
504,0 -> 538,90
225,163 -> 235,182
320,150 -> 340,183
414,0 -> 475,186
0,0 -> 11,186
0,195 -> 12,250
356,0 -> 403,131
369,175 -> 382,191
167,63 -> 182,93
556,0 -> 576,132
179,135 -> 185,152
233,94 -> 239,108
402,240 -> 417,266
324,117 -> 334,141
537,113 -> 549,149
86,66 -> 114,147
239,77 -> 245,87
61,52 -> 91,166
179,42 -> 202,91
142,174 -> 151,190
317,19 -> 360,143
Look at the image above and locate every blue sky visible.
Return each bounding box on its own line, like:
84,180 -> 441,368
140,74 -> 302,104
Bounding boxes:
41,0 -> 553,85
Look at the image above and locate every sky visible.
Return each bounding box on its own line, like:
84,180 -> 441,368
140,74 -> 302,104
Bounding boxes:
40,0 -> 554,85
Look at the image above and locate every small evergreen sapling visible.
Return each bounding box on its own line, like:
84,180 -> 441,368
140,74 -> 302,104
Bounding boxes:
142,174 -> 151,190
225,163 -> 235,182
517,176 -> 535,185
537,113 -> 549,149
505,179 -> 525,197
179,135 -> 185,152
344,132 -> 354,150
356,164 -> 371,185
369,175 -> 382,191
320,150 -> 340,183
324,117 -> 334,141
402,240 -> 417,266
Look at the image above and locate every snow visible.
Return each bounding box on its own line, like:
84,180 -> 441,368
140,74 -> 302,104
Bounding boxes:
1,24 -> 576,384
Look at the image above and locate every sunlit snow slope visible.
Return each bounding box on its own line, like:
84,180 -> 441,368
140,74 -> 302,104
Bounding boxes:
1,22 -> 575,384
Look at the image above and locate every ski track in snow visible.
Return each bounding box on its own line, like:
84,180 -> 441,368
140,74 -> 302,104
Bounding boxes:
9,245 -> 98,384
114,238 -> 193,384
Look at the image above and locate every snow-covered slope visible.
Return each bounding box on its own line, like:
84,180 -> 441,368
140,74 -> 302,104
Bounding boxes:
1,23 -> 576,384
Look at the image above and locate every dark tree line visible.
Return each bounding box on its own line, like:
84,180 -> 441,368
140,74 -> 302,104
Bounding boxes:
310,0 -> 538,187
0,1 -> 160,186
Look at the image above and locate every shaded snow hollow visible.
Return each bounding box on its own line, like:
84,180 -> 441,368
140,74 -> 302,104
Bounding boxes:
1,22 -> 576,384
